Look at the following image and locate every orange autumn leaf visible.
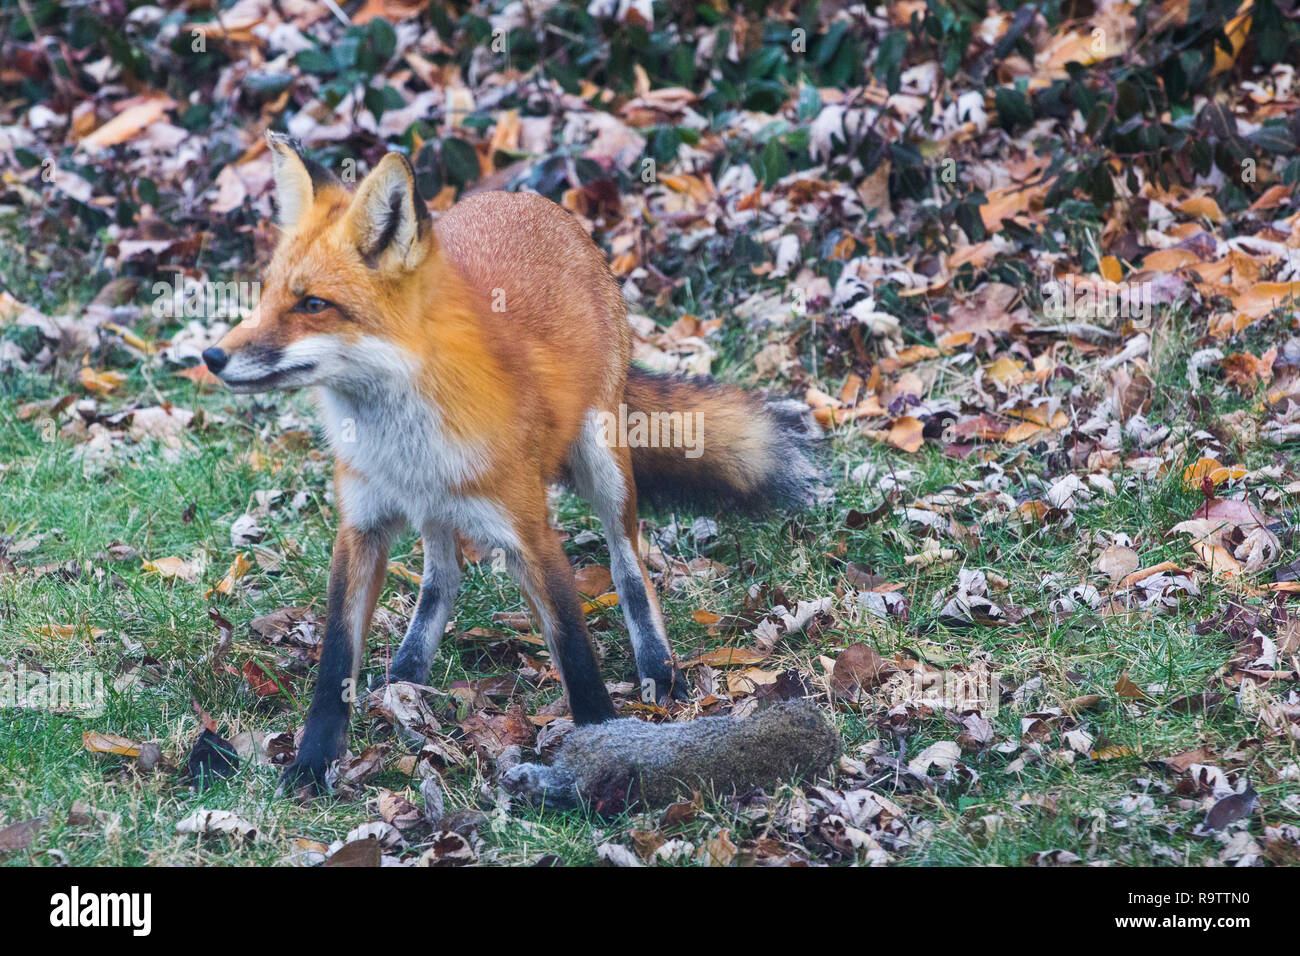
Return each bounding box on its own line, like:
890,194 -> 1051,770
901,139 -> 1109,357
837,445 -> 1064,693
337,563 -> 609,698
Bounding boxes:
1210,464 -> 1249,485
947,241 -> 998,270
1118,561 -> 1185,589
1140,248 -> 1202,271
36,624 -> 108,640
1184,459 -> 1248,489
141,556 -> 202,582
242,659 -> 288,697
1182,457 -> 1221,489
1176,196 -> 1224,223
488,108 -> 521,155
609,251 -> 637,276
83,731 -> 142,757
978,182 -> 1046,232
1221,349 -> 1275,391
1043,31 -> 1112,73
1210,4 -> 1252,76
1249,184 -> 1293,212
831,235 -> 856,260
894,345 -> 941,366
814,398 -> 885,427
1228,282 -> 1300,318
78,366 -> 127,393
1017,500 -> 1049,523
687,647 -> 768,667
691,609 -> 721,625
581,592 -> 619,614
883,416 -> 925,453
78,97 -> 174,151
736,185 -> 764,211
985,356 -> 1027,387
206,553 -> 254,599
388,561 -> 423,586
1004,421 -> 1047,443
804,387 -> 840,411
1114,672 -> 1152,701
573,565 -> 613,596
658,173 -> 713,205
1099,255 -> 1123,283
176,363 -> 222,388
350,0 -> 427,24
103,322 -> 153,354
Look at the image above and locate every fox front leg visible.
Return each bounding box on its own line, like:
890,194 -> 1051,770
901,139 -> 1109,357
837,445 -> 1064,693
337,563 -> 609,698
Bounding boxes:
387,524 -> 460,685
282,519 -> 397,796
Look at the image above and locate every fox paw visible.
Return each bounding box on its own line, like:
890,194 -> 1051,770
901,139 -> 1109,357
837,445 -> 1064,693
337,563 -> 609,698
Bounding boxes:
385,663 -> 426,686
279,745 -> 338,800
639,666 -> 689,706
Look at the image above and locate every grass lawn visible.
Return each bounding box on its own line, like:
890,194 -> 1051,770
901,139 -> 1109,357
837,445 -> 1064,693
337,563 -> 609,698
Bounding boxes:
2,254 -> 1295,867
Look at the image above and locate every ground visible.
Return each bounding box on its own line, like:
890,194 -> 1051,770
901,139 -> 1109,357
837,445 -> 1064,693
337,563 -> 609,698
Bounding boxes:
2,2 -> 1300,867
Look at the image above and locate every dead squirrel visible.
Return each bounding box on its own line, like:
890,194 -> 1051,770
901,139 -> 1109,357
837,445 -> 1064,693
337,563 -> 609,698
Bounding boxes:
501,699 -> 840,814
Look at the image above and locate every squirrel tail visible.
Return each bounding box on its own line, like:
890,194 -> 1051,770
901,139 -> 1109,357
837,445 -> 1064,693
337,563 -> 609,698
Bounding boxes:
501,700 -> 840,815
621,365 -> 824,514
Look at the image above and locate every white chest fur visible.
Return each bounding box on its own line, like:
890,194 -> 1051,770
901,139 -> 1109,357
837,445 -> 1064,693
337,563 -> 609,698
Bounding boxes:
315,382 -> 515,545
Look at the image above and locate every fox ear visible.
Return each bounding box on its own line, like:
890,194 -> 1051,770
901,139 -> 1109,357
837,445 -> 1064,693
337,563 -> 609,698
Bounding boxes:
266,132 -> 315,230
347,152 -> 431,270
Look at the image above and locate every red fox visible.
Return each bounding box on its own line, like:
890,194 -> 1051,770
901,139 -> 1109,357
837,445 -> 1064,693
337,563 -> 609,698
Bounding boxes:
204,133 -> 822,794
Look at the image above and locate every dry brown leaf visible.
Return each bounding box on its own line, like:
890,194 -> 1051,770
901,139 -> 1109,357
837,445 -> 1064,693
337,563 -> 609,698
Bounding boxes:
686,647 -> 767,667
1097,545 -> 1140,582
573,565 -> 613,596
1114,672 -> 1152,702
78,97 -> 174,151
83,731 -> 142,757
141,556 -> 202,583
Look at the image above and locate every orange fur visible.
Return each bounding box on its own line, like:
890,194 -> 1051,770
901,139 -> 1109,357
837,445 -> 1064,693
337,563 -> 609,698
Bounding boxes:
209,140 -> 815,793
215,188 -> 627,508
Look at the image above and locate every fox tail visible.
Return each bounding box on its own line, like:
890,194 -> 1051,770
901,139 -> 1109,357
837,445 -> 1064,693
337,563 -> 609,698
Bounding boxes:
620,365 -> 823,514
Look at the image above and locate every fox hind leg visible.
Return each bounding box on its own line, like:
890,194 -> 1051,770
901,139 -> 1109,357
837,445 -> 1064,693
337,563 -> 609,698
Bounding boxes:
502,493 -> 616,725
569,414 -> 687,705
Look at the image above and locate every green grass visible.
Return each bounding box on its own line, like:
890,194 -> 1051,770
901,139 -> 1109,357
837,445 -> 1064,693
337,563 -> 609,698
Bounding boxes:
1,265 -> 1296,867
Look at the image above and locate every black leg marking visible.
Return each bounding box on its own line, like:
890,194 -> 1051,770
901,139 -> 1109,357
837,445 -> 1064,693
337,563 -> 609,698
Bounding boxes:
616,569 -> 687,704
282,521 -> 394,796
388,581 -> 443,682
283,550 -> 353,792
388,529 -> 460,685
546,569 -> 617,724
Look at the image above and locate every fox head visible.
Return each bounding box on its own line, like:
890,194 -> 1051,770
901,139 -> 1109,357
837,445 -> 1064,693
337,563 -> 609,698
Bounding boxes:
203,132 -> 434,393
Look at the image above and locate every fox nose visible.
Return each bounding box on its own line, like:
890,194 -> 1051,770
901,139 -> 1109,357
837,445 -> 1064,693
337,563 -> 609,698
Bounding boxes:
201,347 -> 229,375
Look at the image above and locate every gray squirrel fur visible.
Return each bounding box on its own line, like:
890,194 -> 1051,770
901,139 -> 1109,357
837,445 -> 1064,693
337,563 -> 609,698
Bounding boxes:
500,699 -> 840,814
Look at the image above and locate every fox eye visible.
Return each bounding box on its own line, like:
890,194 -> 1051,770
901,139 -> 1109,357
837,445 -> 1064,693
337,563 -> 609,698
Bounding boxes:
295,296 -> 332,314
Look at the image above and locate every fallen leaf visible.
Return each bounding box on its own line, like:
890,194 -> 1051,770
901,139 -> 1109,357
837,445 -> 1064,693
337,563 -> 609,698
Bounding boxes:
323,838 -> 382,867
686,647 -> 767,667
1114,672 -> 1152,702
1097,545 -> 1139,582
141,556 -> 202,583
908,740 -> 961,775
573,565 -> 613,596
0,816 -> 43,853
832,644 -> 894,701
83,731 -> 141,757
175,808 -> 257,842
